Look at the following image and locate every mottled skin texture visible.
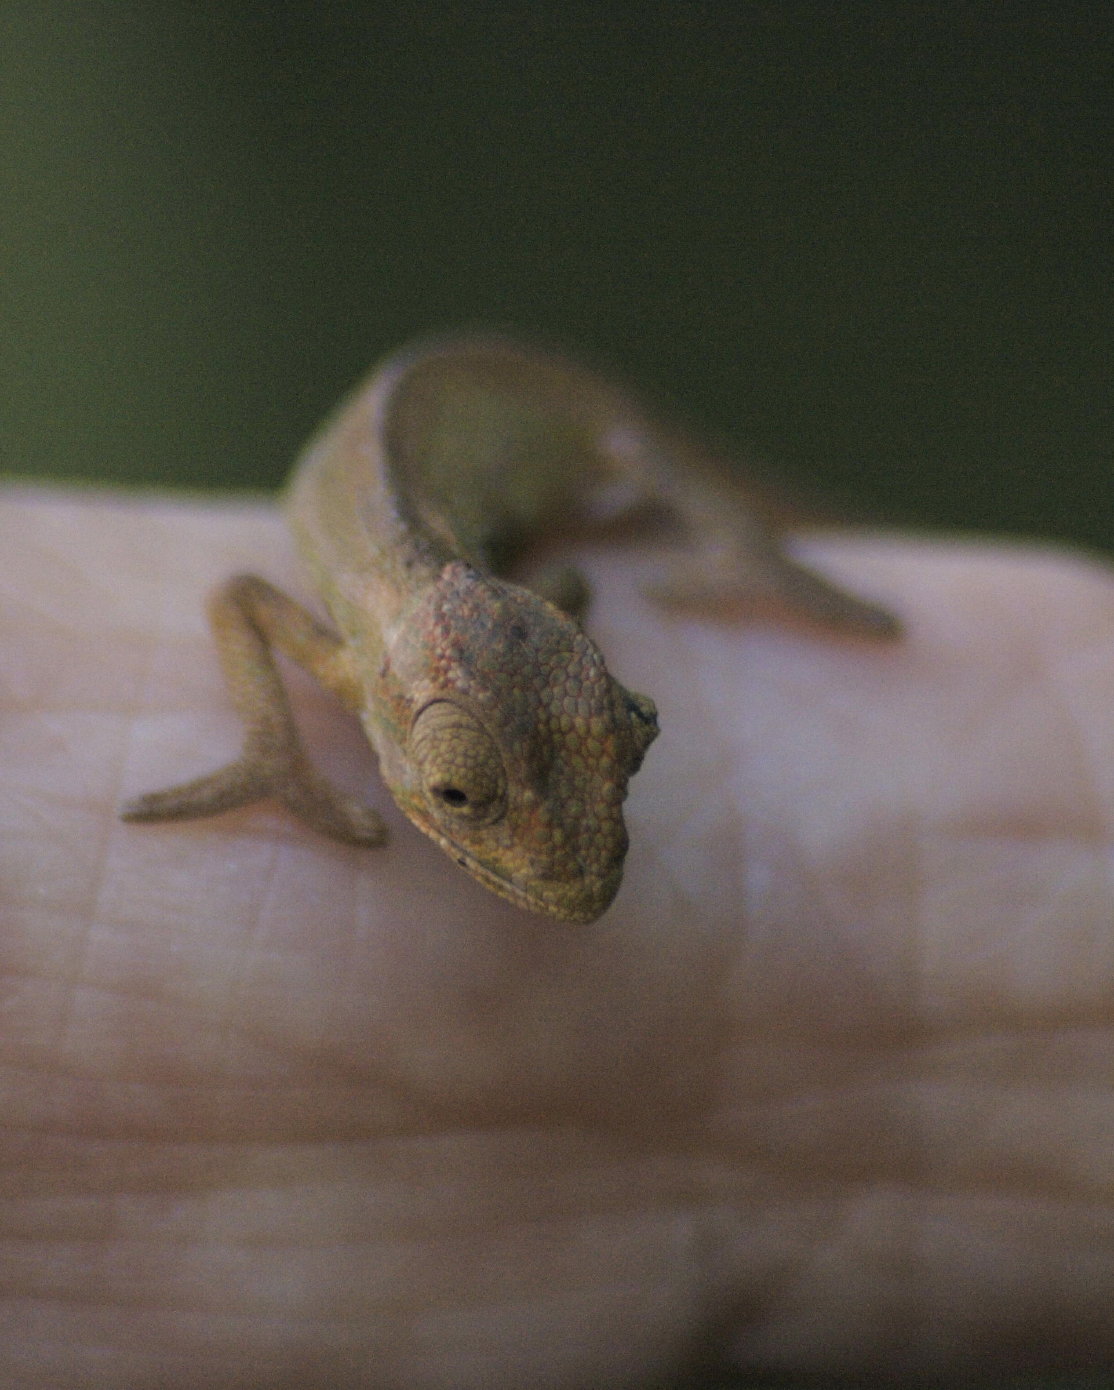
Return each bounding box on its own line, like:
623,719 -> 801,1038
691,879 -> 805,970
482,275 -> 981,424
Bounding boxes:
122,336 -> 897,921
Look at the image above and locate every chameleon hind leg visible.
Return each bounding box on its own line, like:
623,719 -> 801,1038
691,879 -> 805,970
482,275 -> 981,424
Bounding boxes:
646,518 -> 903,639
599,422 -> 901,639
121,575 -> 387,845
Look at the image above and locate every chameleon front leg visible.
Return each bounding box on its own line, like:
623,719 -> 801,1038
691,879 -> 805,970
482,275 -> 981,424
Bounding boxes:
121,575 -> 387,846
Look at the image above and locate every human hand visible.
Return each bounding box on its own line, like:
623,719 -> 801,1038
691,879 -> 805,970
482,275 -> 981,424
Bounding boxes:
2,488 -> 1111,1386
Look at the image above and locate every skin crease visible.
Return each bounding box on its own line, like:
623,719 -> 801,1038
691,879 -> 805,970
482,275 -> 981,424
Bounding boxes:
2,488 -> 1114,1387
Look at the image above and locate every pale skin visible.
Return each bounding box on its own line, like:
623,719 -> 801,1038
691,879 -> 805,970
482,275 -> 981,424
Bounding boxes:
2,482 -> 1113,1385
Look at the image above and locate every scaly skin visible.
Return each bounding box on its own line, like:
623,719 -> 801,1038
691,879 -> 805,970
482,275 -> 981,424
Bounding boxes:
121,335 -> 898,921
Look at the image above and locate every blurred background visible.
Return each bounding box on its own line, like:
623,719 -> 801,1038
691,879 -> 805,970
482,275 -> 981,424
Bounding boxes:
2,3 -> 1110,552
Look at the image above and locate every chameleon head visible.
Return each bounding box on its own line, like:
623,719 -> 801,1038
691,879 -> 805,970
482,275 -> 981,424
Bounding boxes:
375,562 -> 659,923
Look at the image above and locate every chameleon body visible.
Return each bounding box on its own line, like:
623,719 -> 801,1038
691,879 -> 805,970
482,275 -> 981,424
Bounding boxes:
123,336 -> 898,922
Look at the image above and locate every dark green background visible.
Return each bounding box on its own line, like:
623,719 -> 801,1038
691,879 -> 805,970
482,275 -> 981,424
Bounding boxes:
3,8 -> 1110,1386
3,4 -> 1111,556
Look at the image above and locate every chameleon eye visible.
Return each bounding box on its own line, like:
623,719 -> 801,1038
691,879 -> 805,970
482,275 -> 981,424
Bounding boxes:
410,700 -> 507,824
618,686 -> 659,768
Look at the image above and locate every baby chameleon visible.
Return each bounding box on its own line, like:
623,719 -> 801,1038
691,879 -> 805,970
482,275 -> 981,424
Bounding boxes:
122,336 -> 899,922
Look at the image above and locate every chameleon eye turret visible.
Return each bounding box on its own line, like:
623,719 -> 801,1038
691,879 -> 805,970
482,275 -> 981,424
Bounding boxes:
410,700 -> 508,825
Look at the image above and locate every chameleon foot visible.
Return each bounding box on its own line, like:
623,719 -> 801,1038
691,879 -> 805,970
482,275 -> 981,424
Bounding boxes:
121,751 -> 387,846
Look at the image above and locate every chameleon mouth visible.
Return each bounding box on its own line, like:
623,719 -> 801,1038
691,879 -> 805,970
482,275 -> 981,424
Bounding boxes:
416,820 -> 616,925
457,844 -> 616,924
475,857 -> 616,925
